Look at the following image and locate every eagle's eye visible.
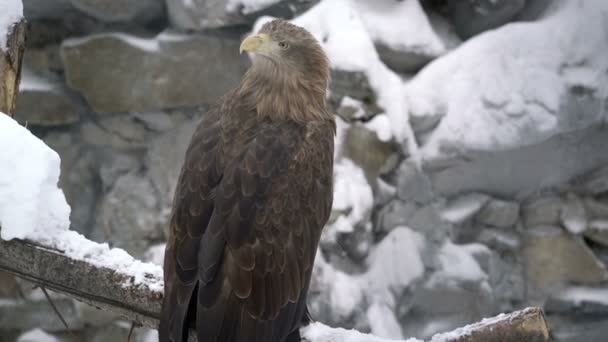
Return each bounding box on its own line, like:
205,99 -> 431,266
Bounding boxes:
278,41 -> 289,49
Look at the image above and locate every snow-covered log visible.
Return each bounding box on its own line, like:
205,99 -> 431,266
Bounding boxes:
0,236 -> 550,341
0,0 -> 26,115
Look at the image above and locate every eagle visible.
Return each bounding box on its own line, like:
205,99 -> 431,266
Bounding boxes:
159,20 -> 335,342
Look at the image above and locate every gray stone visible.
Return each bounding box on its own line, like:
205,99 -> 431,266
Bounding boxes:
523,226 -> 608,296
167,0 -> 319,30
98,151 -> 142,190
43,133 -> 100,235
583,220 -> 608,247
91,172 -> 163,257
439,193 -> 489,224
522,195 -> 563,227
426,125 -> 608,198
0,298 -> 82,331
330,69 -> 375,105
584,198 -> 608,219
478,228 -> 520,252
545,287 -> 608,315
23,0 -> 73,19
132,112 -> 175,132
376,43 -> 438,74
146,118 -> 198,229
560,193 -> 587,234
61,32 -> 249,113
15,72 -> 83,126
397,160 -> 434,204
546,314 -> 608,342
409,205 -> 451,244
80,116 -> 147,150
69,0 -> 165,23
375,200 -> 419,234
486,252 -> 526,308
475,198 -> 519,228
576,165 -> 608,196
336,96 -> 382,122
445,0 -> 527,39
341,123 -> 397,183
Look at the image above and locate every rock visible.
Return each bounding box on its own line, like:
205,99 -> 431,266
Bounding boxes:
355,0 -> 446,73
583,220 -> 608,247
61,32 -> 249,113
397,160 -> 434,204
146,118 -> 198,228
545,287 -> 608,315
546,314 -> 608,342
15,71 -> 83,126
0,298 -> 82,331
584,197 -> 608,219
478,228 -> 520,252
486,252 -> 526,309
329,69 -> 375,105
576,165 -> 608,196
475,198 -> 519,228
560,193 -> 587,234
132,111 -> 175,132
336,96 -> 382,122
341,122 -> 397,183
69,0 -> 165,23
439,193 -> 489,224
167,0 -> 319,30
522,195 -> 563,227
80,116 -> 147,150
98,151 -> 142,190
22,0 -> 73,20
445,0 -> 527,39
43,132 -> 100,235
523,226 -> 608,295
91,172 -> 163,257
375,200 -> 419,234
408,205 -> 451,244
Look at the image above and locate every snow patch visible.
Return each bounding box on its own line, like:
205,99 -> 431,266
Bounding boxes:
436,241 -> 487,283
17,329 -> 58,342
557,287 -> 608,306
0,0 -> 22,51
303,322 -> 423,342
63,32 -> 160,52
367,302 -> 405,339
226,0 -> 281,14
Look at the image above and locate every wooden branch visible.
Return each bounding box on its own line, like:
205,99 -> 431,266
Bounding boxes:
0,18 -> 26,116
0,237 -> 162,328
0,234 -> 551,341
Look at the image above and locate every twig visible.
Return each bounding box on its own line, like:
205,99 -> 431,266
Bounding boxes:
41,286 -> 81,342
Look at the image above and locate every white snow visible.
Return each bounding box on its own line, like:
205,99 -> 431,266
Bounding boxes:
440,193 -> 490,224
0,114 -> 71,240
17,329 -> 58,342
324,158 -> 373,242
556,286 -> 608,306
560,194 -> 587,234
406,0 -> 608,159
63,32 -> 160,52
226,0 -> 281,14
435,241 -> 487,283
353,0 -> 445,57
367,302 -> 405,339
0,0 -> 22,51
303,322 -> 423,342
0,114 -> 163,293
19,69 -> 55,92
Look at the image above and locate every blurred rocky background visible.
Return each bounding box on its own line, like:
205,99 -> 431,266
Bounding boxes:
2,0 -> 608,341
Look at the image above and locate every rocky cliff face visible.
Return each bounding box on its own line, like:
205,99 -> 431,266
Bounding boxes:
4,0 -> 608,341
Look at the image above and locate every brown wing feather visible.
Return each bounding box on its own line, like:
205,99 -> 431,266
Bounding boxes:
160,111 -> 334,342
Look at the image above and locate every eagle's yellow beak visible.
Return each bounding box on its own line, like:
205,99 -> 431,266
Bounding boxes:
240,33 -> 270,54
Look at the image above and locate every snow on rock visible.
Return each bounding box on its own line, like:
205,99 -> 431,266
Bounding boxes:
435,241 -> 487,284
555,286 -> 608,307
0,0 -> 22,51
16,329 -> 58,342
0,114 -> 163,292
439,193 -> 490,224
324,158 -> 373,241
407,0 -> 608,159
367,302 -> 405,339
0,114 -> 71,240
303,322 -> 423,342
226,0 -> 281,14
353,0 -> 445,56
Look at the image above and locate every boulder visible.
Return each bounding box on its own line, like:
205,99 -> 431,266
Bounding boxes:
91,172 -> 163,257
15,71 -> 83,126
69,0 -> 165,23
475,198 -> 520,228
545,287 -> 608,315
397,160 -> 434,204
583,220 -> 608,247
167,0 -> 319,30
445,0 -> 527,39
80,116 -> 147,150
523,226 -> 608,295
61,32 -> 249,113
522,195 -> 563,227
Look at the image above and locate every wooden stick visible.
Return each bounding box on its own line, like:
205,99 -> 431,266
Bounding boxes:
0,18 -> 26,116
